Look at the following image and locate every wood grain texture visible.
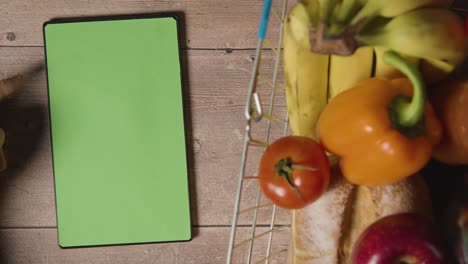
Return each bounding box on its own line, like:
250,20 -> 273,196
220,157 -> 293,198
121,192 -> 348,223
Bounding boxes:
0,227 -> 290,264
0,0 -> 293,258
0,47 -> 289,228
0,0 -> 288,49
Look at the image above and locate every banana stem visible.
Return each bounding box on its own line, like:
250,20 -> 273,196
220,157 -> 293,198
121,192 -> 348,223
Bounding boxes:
383,51 -> 425,127
327,23 -> 345,37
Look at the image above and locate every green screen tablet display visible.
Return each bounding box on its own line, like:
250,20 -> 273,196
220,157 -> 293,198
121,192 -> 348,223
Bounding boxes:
44,15 -> 191,248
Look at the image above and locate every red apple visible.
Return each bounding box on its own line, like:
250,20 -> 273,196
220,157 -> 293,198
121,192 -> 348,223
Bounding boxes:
352,213 -> 445,264
456,207 -> 468,263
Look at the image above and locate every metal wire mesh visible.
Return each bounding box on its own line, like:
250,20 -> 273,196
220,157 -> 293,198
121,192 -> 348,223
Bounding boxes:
224,2 -> 468,263
226,0 -> 291,263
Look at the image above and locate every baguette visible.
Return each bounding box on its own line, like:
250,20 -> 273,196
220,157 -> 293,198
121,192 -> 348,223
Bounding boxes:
289,166 -> 432,264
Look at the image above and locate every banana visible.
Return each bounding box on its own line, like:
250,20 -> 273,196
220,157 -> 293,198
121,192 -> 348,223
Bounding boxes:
284,1 -> 329,140
334,0 -> 363,23
318,0 -> 339,25
284,3 -> 466,139
420,58 -> 456,85
373,46 -> 420,79
357,8 -> 467,66
328,46 -> 374,100
351,0 -> 453,24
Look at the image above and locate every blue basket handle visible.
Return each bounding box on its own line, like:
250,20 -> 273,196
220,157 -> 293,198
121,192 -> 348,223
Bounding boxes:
258,0 -> 272,40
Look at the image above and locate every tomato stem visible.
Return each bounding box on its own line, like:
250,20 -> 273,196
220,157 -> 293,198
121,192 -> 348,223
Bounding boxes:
274,158 -> 310,203
291,164 -> 317,171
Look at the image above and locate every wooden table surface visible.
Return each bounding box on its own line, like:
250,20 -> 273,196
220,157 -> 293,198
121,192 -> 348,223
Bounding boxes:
0,1 -> 293,263
3,1 -> 468,263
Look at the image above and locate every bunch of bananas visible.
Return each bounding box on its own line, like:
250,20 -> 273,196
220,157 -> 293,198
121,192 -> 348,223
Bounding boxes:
283,0 -> 467,140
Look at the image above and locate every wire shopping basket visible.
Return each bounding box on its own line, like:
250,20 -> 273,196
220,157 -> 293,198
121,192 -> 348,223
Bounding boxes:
224,1 -> 468,263
226,0 -> 292,263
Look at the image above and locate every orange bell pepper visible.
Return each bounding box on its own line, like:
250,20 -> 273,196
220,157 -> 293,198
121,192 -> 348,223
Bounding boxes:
317,51 -> 442,186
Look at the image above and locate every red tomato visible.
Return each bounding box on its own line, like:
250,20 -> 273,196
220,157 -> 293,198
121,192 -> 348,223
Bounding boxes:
258,136 -> 330,209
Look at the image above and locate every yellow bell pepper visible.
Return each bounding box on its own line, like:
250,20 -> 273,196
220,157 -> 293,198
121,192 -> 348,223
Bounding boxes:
317,51 -> 442,186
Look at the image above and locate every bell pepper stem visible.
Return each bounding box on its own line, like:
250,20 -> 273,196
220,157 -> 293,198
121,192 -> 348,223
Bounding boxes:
383,51 -> 425,127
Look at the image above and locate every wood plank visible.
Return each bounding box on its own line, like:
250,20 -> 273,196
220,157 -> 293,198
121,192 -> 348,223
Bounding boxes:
0,227 -> 291,264
0,47 -> 290,227
0,0 -> 288,49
